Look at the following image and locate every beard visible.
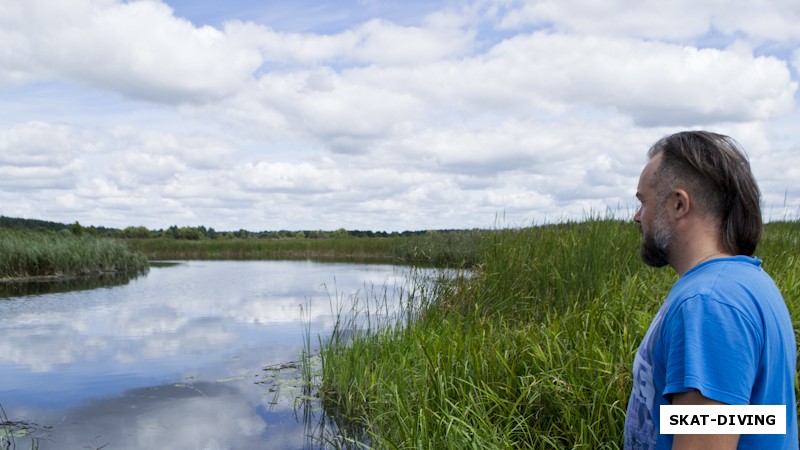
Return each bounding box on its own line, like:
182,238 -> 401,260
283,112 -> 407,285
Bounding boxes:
639,212 -> 672,268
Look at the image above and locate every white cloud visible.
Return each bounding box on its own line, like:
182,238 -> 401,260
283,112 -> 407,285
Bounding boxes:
111,152 -> 184,187
349,16 -> 475,65
251,68 -> 423,153
0,162 -> 84,190
0,0 -> 261,103
347,32 -> 796,127
0,121 -> 96,166
224,12 -> 475,67
496,0 -> 800,42
0,0 -> 797,230
0,122 -> 98,190
238,160 -> 345,193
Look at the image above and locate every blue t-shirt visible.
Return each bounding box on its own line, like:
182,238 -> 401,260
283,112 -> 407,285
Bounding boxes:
624,256 -> 798,450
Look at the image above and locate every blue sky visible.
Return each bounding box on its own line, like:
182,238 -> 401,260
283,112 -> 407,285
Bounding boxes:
165,0 -> 444,32
0,0 -> 798,231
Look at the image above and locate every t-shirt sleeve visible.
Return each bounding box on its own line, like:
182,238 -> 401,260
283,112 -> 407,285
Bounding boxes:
661,295 -> 762,405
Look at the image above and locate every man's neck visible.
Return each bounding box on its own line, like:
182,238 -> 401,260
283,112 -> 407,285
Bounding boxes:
670,220 -> 728,277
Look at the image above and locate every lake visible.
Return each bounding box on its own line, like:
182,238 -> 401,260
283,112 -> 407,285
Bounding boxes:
0,260 -> 420,449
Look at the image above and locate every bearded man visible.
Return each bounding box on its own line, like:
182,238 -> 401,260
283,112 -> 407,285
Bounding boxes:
624,131 -> 797,450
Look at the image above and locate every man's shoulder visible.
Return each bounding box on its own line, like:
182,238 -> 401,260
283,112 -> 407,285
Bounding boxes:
663,256 -> 788,337
672,256 -> 778,302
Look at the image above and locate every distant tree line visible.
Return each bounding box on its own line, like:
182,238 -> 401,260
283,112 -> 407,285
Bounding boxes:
0,216 -> 69,231
0,216 -> 116,236
118,225 -> 434,240
1,215 -> 455,241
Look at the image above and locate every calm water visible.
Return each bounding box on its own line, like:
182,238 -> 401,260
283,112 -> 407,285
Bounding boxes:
0,260 -> 418,449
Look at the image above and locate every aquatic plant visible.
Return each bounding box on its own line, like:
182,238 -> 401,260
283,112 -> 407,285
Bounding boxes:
314,219 -> 800,449
124,231 -> 487,267
1,401 -> 46,450
0,229 -> 149,281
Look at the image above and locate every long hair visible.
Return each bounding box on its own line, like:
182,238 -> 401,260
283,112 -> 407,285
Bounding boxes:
648,131 -> 763,256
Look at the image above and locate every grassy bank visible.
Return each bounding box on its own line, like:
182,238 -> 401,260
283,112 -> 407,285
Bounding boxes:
125,230 -> 485,266
0,229 -> 149,281
316,220 -> 800,448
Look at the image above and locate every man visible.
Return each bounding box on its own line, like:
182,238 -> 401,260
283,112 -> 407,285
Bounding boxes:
624,131 -> 798,449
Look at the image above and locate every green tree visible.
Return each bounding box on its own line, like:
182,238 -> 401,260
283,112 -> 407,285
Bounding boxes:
176,227 -> 203,240
70,221 -> 84,236
122,226 -> 151,239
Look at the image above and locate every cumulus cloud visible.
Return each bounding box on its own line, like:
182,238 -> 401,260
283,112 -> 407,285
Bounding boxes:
250,68 -> 423,153
0,121 -> 97,190
239,160 -> 345,193
496,0 -> 800,42
345,32 -> 796,127
211,27 -> 796,166
225,10 -> 475,66
0,0 -> 797,230
0,0 -> 261,103
0,121 -> 93,166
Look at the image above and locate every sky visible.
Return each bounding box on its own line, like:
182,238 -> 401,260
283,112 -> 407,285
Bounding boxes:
0,0 -> 798,232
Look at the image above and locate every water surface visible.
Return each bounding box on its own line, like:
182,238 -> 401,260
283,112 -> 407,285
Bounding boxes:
0,260 -> 415,449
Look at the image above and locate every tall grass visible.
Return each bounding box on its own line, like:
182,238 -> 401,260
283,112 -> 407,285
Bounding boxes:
126,237 -> 399,261
315,219 -> 800,449
0,229 -> 149,280
125,231 -> 487,266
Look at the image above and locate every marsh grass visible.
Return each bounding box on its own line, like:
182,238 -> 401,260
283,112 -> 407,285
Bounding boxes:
314,219 -> 800,449
0,230 -> 148,281
126,237 -> 398,261
125,231 -> 487,267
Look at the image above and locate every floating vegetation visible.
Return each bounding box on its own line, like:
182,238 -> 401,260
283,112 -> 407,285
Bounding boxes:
1,402 -> 51,450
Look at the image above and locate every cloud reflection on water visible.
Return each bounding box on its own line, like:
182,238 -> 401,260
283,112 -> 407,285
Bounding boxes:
0,260 -> 418,448
20,380 -> 317,450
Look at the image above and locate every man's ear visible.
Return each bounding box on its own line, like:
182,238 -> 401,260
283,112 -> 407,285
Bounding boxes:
670,189 -> 691,219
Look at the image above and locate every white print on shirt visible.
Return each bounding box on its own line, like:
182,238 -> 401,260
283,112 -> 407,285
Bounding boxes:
624,307 -> 666,450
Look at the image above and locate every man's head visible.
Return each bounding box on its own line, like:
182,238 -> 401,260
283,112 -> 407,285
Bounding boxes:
635,131 -> 763,265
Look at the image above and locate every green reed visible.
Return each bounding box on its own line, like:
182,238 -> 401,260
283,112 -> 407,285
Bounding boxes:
315,219 -> 800,449
125,231 -> 487,266
0,229 -> 149,280
125,236 -> 399,261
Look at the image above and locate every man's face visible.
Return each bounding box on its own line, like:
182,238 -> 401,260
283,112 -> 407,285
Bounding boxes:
634,153 -> 672,268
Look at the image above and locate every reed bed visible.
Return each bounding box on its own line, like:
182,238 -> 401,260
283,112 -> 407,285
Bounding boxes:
125,231 -> 486,266
0,229 -> 149,281
126,236 -> 399,261
315,219 -> 800,449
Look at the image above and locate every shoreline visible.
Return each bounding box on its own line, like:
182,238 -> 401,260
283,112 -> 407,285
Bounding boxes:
0,269 -> 147,285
